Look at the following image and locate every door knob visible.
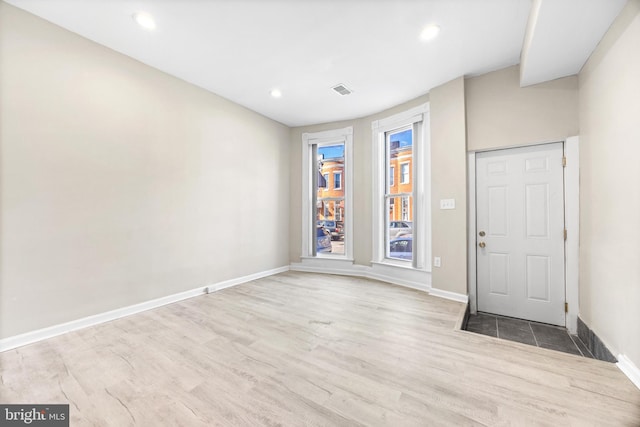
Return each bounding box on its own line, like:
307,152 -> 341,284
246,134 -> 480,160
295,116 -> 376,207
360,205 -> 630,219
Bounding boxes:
479,231 -> 486,236
478,242 -> 486,248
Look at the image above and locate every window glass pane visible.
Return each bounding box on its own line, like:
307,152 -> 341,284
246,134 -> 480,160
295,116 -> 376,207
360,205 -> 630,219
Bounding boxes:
386,128 -> 413,261
334,172 -> 342,189
387,196 -> 413,260
400,163 -> 410,184
316,144 -> 345,255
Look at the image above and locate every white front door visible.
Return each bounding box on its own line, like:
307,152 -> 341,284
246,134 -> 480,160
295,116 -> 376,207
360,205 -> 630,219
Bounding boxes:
476,143 -> 565,326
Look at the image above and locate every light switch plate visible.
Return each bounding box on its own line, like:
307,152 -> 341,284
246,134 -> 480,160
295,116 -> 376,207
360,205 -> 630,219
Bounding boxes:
440,199 -> 455,209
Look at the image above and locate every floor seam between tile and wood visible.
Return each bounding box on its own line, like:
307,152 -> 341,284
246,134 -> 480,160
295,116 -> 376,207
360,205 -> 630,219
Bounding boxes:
465,311 -> 597,359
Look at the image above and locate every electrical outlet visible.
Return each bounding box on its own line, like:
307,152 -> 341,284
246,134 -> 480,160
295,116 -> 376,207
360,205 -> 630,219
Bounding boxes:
440,199 -> 455,209
433,257 -> 441,267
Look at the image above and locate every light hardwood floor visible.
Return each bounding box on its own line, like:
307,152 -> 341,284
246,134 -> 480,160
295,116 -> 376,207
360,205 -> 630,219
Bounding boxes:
1,271 -> 639,426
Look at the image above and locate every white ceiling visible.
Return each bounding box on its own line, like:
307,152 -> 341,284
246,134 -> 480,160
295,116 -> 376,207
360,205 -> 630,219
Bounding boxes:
5,0 -> 627,127
521,0 -> 627,86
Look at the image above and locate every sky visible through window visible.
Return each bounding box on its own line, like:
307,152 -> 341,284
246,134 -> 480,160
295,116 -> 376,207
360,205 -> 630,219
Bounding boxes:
391,129 -> 412,147
318,144 -> 344,159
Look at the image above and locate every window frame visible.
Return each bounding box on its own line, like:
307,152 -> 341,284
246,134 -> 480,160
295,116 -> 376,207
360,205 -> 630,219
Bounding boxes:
400,162 -> 410,184
333,171 -> 342,190
301,127 -> 353,261
372,103 -> 430,270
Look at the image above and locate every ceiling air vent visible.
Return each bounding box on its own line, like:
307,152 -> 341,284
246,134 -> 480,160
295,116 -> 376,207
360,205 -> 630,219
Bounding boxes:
332,84 -> 352,96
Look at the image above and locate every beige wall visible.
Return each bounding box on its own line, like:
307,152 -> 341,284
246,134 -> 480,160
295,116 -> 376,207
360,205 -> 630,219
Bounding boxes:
0,3 -> 290,338
578,0 -> 640,367
466,65 -> 579,151
429,77 -> 467,294
289,95 -> 429,266
5,0 -> 637,373
291,66 -> 580,299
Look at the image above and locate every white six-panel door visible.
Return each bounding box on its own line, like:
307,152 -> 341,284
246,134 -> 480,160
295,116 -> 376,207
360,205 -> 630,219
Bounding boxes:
476,143 -> 565,326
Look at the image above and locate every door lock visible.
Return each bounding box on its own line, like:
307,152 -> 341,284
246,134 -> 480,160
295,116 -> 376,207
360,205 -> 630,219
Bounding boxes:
478,242 -> 486,248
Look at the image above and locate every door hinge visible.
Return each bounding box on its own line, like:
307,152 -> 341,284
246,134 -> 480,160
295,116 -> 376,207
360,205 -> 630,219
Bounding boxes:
565,302 -> 569,313
562,156 -> 567,167
564,229 -> 567,241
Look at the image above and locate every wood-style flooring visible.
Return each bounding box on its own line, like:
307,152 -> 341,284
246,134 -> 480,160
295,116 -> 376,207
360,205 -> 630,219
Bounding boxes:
1,271 -> 639,426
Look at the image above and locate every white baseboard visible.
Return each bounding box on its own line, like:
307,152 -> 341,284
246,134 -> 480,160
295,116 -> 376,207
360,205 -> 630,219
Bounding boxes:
0,263 -> 467,353
429,287 -> 469,303
206,266 -> 290,293
366,269 -> 430,293
290,260 -> 450,296
617,354 -> 640,390
0,266 -> 289,353
0,286 -> 206,353
289,261 -> 364,277
291,261 -> 431,291
292,260 -> 469,302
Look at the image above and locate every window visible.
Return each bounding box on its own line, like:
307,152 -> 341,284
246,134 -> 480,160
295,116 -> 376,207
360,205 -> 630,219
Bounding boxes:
386,128 -> 413,260
301,127 -> 353,260
400,162 -> 410,184
372,104 -> 430,269
401,196 -> 410,221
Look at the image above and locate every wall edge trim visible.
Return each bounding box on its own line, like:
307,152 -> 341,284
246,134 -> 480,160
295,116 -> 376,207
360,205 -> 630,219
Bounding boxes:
0,265 -> 471,353
206,266 -> 290,293
428,287 -> 470,303
0,265 -> 290,353
290,262 -> 430,291
367,270 -> 431,293
290,262 -> 470,302
617,354 -> 640,391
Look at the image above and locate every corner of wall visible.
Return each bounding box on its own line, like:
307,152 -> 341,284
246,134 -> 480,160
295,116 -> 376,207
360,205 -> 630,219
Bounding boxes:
577,0 -> 640,375
429,76 -> 468,296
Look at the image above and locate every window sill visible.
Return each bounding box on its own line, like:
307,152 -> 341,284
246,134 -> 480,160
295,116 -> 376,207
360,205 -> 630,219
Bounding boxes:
300,255 -> 355,263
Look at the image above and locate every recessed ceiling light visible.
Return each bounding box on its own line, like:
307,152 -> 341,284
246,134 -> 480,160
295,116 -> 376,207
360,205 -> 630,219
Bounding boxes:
270,89 -> 282,98
132,11 -> 156,31
420,24 -> 440,42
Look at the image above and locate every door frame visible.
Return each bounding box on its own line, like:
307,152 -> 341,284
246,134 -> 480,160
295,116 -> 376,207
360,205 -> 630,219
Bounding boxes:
467,137 -> 580,333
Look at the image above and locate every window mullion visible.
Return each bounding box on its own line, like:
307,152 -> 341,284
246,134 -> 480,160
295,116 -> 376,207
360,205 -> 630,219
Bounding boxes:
412,121 -> 421,269
311,144 -> 318,257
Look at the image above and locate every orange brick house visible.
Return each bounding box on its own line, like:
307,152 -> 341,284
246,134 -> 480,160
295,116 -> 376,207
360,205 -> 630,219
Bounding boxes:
317,156 -> 344,222
388,140 -> 413,221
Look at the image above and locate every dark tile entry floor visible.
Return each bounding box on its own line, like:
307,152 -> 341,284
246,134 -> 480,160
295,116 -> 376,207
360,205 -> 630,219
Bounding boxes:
466,312 -> 595,358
